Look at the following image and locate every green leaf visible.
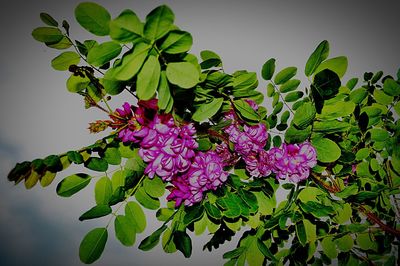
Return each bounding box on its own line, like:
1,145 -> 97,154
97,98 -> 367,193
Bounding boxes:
233,99 -> 260,121
257,239 -> 277,262
314,56 -> 348,78
66,74 -> 90,93
103,147 -> 121,165
75,2 -> 111,36
305,40 -> 329,77
87,41 -> 121,67
346,78 -> 358,90
204,202 -> 222,219
394,102 -> 400,116
274,67 -> 297,85
56,173 -> 91,197
79,227 -> 108,264
321,237 -> 337,259
112,42 -> 150,81
40,13 -> 58,27
43,155 -> 63,172
335,184 -> 358,198
298,187 -> 325,203
312,138 -> 341,163
40,171 -> 56,187
200,50 -> 222,68
32,27 -> 63,43
374,89 -> 393,105
144,5 -> 174,40
118,143 -> 136,158
160,30 -> 193,54
383,78 -> 400,96
184,204 -> 204,225
51,51 -> 80,71
79,205 -> 112,221
319,101 -> 355,120
115,215 -> 136,246
84,157 -> 108,172
109,9 -> 143,43
95,176 -> 112,205
173,231 -> 192,258
125,201 -> 146,233
293,102 -> 316,129
192,98 -> 223,122
139,225 -> 167,251
313,120 -> 350,134
349,87 -> 368,104
223,247 -> 246,259
162,228 -> 177,253
143,176 -> 165,198
166,62 -> 199,89
158,71 -> 172,110
135,187 -> 160,210
137,55 -> 160,100
357,233 -> 377,251
261,58 -> 276,81
334,234 -> 353,252
279,79 -> 301,93
370,128 -> 390,142
299,201 -> 334,218
333,203 -> 352,224
313,69 -> 341,100
284,91 -> 303,102
285,125 -> 311,144
47,36 -> 73,50
233,72 -> 258,91
67,151 -> 84,164
296,221 -> 307,246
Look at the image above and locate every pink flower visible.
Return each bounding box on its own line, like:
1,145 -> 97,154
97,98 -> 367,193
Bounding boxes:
269,142 -> 317,183
167,151 -> 228,207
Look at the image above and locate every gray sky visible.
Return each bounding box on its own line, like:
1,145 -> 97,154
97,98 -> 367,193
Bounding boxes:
0,0 -> 399,265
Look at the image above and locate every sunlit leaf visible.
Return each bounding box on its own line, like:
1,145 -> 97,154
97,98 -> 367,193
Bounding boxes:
312,138 -> 341,163
32,27 -> 63,43
192,98 -> 223,122
160,30 -> 193,54
109,9 -> 143,43
314,56 -> 348,78
95,176 -> 112,205
115,215 -> 136,246
87,41 -> 121,67
274,67 -> 297,85
125,201 -> 146,233
137,55 -> 160,100
75,2 -> 111,36
51,51 -> 80,71
56,173 -> 91,197
166,62 -> 199,89
79,205 -> 112,221
144,5 -> 174,40
261,58 -> 276,81
79,227 -> 108,264
305,40 -> 329,76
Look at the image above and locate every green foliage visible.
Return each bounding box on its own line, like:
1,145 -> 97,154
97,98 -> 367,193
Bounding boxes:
79,228 -> 108,264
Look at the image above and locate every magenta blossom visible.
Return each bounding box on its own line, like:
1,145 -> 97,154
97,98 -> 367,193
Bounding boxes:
139,118 -> 198,182
167,151 -> 229,207
269,142 -> 317,183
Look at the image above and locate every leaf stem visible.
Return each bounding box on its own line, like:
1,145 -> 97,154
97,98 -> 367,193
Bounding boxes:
270,81 -> 294,115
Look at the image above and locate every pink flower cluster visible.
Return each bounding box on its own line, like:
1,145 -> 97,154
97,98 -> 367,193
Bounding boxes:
111,101 -> 228,206
269,142 -> 317,183
167,151 -> 228,206
224,100 -> 317,182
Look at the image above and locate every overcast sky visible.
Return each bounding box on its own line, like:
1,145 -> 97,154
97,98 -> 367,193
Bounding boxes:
0,0 -> 399,266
